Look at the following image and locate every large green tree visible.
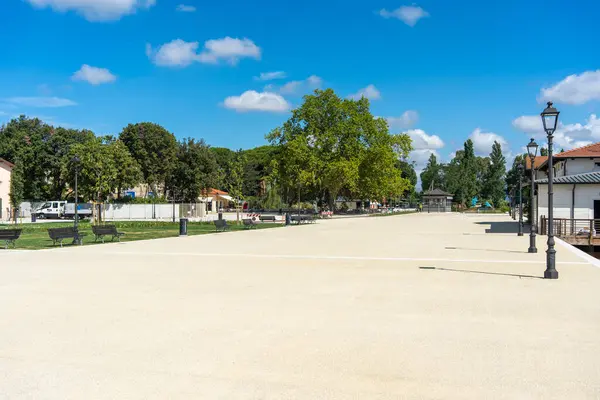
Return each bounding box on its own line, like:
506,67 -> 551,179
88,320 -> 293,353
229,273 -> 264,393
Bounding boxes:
481,141 -> 506,207
47,127 -> 96,199
166,138 -> 219,202
267,89 -> 412,209
119,122 -> 178,195
446,139 -> 478,206
64,138 -> 118,202
9,158 -> 25,220
419,153 -> 444,192
0,116 -> 53,200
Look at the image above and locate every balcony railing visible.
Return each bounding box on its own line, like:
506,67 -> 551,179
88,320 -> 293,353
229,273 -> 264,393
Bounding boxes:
539,217 -> 600,240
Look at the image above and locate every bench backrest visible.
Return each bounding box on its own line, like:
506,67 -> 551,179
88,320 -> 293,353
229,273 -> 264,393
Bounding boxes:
92,225 -> 117,235
0,229 -> 22,239
48,227 -> 77,239
214,219 -> 228,228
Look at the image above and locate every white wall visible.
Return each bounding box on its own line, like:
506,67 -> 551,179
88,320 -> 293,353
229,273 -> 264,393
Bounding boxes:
537,184 -> 600,226
0,163 -> 11,220
565,158 -> 600,175
105,204 -> 177,220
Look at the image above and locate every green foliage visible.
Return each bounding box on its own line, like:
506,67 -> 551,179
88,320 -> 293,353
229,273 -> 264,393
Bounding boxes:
64,138 -> 118,201
481,141 -> 506,207
107,139 -> 143,198
420,154 -> 444,192
119,122 -> 178,194
540,147 -> 548,156
166,138 -> 219,202
505,154 -> 527,200
445,139 -> 478,205
63,138 -> 142,202
9,159 -> 25,210
267,89 -> 412,209
227,150 -> 246,201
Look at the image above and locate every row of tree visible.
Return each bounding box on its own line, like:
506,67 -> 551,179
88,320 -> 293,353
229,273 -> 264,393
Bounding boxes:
1,89 -> 418,210
2,87 -> 526,211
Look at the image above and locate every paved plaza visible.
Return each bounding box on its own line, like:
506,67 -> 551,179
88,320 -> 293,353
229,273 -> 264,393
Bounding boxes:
1,213 -> 599,399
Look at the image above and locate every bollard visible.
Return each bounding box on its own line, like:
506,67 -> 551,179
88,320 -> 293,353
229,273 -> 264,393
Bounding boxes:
179,218 -> 188,236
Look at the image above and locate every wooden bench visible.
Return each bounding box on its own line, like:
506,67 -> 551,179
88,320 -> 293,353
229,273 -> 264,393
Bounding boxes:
0,229 -> 22,249
47,227 -> 86,247
259,215 -> 276,222
92,225 -> 125,243
214,219 -> 230,232
242,218 -> 258,229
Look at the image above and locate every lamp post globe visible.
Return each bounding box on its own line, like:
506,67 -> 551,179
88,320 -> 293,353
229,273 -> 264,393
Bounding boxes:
517,163 -> 524,237
526,138 -> 539,253
541,102 -> 560,279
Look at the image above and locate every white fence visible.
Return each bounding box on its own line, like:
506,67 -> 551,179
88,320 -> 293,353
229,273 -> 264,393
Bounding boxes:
104,204 -> 178,220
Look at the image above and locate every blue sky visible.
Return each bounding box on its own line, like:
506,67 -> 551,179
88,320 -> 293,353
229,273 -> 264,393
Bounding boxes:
1,0 -> 600,172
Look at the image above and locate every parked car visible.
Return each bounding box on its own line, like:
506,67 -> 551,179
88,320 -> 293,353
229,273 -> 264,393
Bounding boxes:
35,201 -> 67,219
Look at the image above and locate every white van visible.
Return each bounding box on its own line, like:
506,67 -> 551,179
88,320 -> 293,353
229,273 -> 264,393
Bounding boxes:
35,201 -> 66,219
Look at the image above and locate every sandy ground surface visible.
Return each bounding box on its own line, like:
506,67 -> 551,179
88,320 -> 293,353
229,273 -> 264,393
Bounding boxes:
1,213 -> 599,399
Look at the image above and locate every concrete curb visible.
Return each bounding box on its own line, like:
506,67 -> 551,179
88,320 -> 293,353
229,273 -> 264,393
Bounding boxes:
556,237 -> 600,270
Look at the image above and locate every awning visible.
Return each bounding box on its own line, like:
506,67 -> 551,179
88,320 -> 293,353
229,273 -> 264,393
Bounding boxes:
536,171 -> 600,184
219,194 -> 233,201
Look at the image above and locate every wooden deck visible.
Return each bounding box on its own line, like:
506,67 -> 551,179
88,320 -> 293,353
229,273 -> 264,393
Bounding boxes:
540,217 -> 600,247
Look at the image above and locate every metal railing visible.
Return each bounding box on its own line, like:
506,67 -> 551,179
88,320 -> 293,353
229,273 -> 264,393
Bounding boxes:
539,217 -> 600,238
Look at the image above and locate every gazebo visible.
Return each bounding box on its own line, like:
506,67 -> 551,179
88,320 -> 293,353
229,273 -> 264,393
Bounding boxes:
422,189 -> 453,212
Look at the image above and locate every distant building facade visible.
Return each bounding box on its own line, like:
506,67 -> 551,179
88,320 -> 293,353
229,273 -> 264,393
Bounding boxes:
0,158 -> 14,220
534,143 -> 600,227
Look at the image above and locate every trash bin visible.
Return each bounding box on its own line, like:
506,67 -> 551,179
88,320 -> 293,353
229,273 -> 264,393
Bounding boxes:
285,212 -> 291,226
31,213 -> 37,223
218,212 -> 223,221
179,218 -> 188,236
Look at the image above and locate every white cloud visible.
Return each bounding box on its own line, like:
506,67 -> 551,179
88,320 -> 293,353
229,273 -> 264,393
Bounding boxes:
378,6 -> 429,27
386,110 -> 419,129
513,114 -> 600,150
540,70 -> 600,105
349,84 -> 381,100
72,64 -> 116,85
146,40 -> 201,67
267,75 -> 322,95
307,75 -> 322,86
468,128 -> 509,156
407,129 -> 444,150
6,97 -> 77,108
25,0 -> 155,22
147,37 -> 261,67
406,129 -> 445,187
280,81 -> 303,95
176,4 -> 196,12
255,71 -> 286,81
198,37 -> 261,65
223,90 -> 290,113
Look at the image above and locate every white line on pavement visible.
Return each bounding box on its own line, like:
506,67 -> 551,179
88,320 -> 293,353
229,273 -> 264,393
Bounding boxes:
100,251 -> 590,265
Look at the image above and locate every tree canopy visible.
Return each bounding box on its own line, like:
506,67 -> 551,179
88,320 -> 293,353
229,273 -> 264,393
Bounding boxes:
267,88 -> 413,209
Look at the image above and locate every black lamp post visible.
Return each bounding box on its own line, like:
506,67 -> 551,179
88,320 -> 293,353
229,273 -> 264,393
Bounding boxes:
72,156 -> 80,231
518,163 -> 524,236
527,138 -> 539,253
541,101 -> 560,279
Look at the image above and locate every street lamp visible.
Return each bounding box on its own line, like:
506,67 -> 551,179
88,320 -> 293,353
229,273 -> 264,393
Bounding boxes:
72,156 -> 80,231
541,101 -> 560,279
517,163 -> 524,236
526,138 -> 539,253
